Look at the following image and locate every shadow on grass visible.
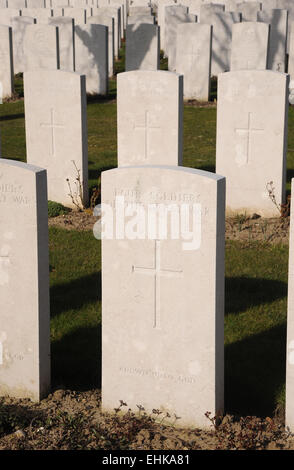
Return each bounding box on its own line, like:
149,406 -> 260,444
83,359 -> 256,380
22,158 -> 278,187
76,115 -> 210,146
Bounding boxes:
51,324 -> 101,391
50,272 -> 101,318
225,323 -> 286,417
0,113 -> 25,121
226,277 -> 287,315
89,165 -> 116,182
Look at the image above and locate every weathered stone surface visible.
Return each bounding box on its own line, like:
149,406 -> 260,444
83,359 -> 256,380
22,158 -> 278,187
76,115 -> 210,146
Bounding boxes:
75,23 -> 108,94
216,70 -> 289,217
236,1 -> 261,21
127,13 -> 155,25
176,23 -> 212,101
24,24 -> 59,70
125,23 -> 159,71
0,158 -> 50,402
48,17 -> 74,71
200,10 -> 235,76
23,8 -> 53,24
230,22 -> 269,71
258,8 -> 287,72
88,14 -> 114,76
165,5 -> 196,71
91,6 -> 120,57
0,25 -> 14,99
12,16 -> 35,74
286,177 -> 294,432
24,70 -> 88,208
0,8 -> 21,26
117,70 -> 183,167
101,165 -> 225,429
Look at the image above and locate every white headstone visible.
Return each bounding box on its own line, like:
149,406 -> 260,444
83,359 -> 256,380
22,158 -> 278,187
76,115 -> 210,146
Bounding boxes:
117,70 -> 183,166
127,13 -> 155,25
101,164 -> 225,429
63,6 -> 88,24
288,21 -> 294,82
157,0 -> 177,53
165,5 -> 196,71
26,0 -> 46,7
0,158 -> 50,402
257,8 -> 288,72
200,11 -> 235,76
129,6 -> 151,15
24,8 -> 53,24
125,23 -> 159,72
88,14 -> 114,76
7,0 -> 26,8
0,8 -> 21,26
230,22 -> 269,71
75,24 -> 108,94
12,16 -> 36,74
48,16 -> 74,71
0,25 -> 14,100
200,2 -> 225,20
216,70 -> 289,217
24,24 -> 60,70
24,70 -> 88,207
236,1 -> 261,21
176,23 -> 212,101
91,6 -> 120,57
286,177 -> 294,432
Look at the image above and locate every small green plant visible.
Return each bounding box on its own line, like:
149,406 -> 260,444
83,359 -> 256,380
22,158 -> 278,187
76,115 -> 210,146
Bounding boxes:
48,201 -> 70,218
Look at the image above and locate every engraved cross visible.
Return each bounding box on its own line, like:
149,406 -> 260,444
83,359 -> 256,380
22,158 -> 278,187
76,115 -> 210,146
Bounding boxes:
40,108 -> 65,157
132,240 -> 183,330
133,110 -> 160,160
235,112 -> 264,164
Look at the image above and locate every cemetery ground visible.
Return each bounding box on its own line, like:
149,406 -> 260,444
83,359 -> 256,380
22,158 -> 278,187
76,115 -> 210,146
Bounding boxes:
2,54 -> 294,450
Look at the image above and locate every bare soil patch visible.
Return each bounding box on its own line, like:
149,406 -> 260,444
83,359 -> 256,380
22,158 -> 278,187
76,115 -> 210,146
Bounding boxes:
0,390 -> 293,450
48,210 -> 290,245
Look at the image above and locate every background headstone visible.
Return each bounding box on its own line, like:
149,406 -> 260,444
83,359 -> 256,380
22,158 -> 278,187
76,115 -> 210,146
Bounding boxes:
12,16 -> 36,74
200,11 -> 235,76
24,24 -> 60,70
48,16 -> 75,71
176,23 -> 212,101
125,23 -> 159,71
117,70 -> 183,166
230,22 -> 269,71
216,70 -> 289,217
88,14 -> 115,76
24,70 -> 88,207
75,23 -> 108,95
0,25 -> 14,99
258,8 -> 288,72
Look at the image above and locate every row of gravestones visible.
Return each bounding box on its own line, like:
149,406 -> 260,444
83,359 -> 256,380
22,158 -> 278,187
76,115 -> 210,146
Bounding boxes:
6,67 -> 289,216
0,5 -> 126,97
0,66 -> 292,430
1,4 -> 293,104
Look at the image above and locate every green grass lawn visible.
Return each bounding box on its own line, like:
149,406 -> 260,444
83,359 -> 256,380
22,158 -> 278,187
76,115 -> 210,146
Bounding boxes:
0,53 -> 293,419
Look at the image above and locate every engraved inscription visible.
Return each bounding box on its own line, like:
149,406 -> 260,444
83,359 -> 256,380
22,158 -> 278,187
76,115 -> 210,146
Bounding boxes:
132,240 -> 183,329
0,180 -> 29,205
40,108 -> 65,157
119,366 -> 197,384
235,112 -> 264,165
133,110 -> 160,161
